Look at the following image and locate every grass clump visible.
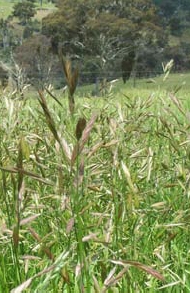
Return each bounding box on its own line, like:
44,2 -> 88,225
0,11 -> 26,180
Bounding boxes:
0,76 -> 190,292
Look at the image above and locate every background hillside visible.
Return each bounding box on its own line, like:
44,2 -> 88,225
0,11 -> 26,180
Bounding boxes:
0,0 -> 189,89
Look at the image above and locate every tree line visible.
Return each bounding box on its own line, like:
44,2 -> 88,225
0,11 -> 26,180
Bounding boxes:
0,0 -> 190,89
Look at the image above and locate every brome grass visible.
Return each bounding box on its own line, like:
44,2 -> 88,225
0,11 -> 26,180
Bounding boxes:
0,74 -> 190,292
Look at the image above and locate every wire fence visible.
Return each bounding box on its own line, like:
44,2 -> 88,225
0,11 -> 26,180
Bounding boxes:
25,69 -> 164,84
25,69 -> 185,81
31,69 -> 185,89
4,67 -> 188,93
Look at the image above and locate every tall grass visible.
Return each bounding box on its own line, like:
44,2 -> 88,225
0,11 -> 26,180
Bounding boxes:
0,74 -> 190,292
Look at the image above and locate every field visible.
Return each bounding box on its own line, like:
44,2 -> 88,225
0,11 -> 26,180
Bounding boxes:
77,72 -> 190,98
0,0 -> 15,19
0,0 -> 56,19
0,72 -> 190,292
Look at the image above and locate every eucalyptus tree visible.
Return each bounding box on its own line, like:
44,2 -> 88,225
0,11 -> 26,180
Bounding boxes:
42,0 -> 166,81
12,1 -> 36,25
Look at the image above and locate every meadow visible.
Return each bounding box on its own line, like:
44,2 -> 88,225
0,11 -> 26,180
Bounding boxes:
0,0 -> 15,19
0,71 -> 190,292
0,0 -> 56,19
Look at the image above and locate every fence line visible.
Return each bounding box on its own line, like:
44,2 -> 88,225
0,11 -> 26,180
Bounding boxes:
8,70 -> 188,90
24,69 -> 186,78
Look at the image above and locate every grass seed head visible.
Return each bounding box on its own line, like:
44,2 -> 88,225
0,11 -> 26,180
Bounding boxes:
76,118 -> 87,141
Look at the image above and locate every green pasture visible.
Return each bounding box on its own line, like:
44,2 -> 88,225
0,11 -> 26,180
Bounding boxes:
0,0 -> 14,19
76,72 -> 190,102
0,0 -> 55,19
0,72 -> 190,292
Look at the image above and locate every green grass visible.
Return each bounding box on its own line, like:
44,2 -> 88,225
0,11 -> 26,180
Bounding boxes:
0,0 -> 15,19
0,0 -> 55,19
0,73 -> 190,292
76,72 -> 190,98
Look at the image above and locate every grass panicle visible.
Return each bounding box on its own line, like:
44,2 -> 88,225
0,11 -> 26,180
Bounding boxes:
60,55 -> 79,115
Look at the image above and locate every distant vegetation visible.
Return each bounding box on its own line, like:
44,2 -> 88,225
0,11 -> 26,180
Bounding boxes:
0,0 -> 189,90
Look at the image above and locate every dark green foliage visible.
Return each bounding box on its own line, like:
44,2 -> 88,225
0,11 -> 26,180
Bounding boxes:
42,0 -> 165,81
164,45 -> 188,72
12,1 -> 36,25
153,0 -> 190,36
169,17 -> 183,36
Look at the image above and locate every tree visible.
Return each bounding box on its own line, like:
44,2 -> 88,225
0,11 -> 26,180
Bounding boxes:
153,0 -> 190,31
0,19 -> 10,49
14,34 -> 55,89
153,0 -> 190,13
12,1 -> 36,25
42,0 -> 166,82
